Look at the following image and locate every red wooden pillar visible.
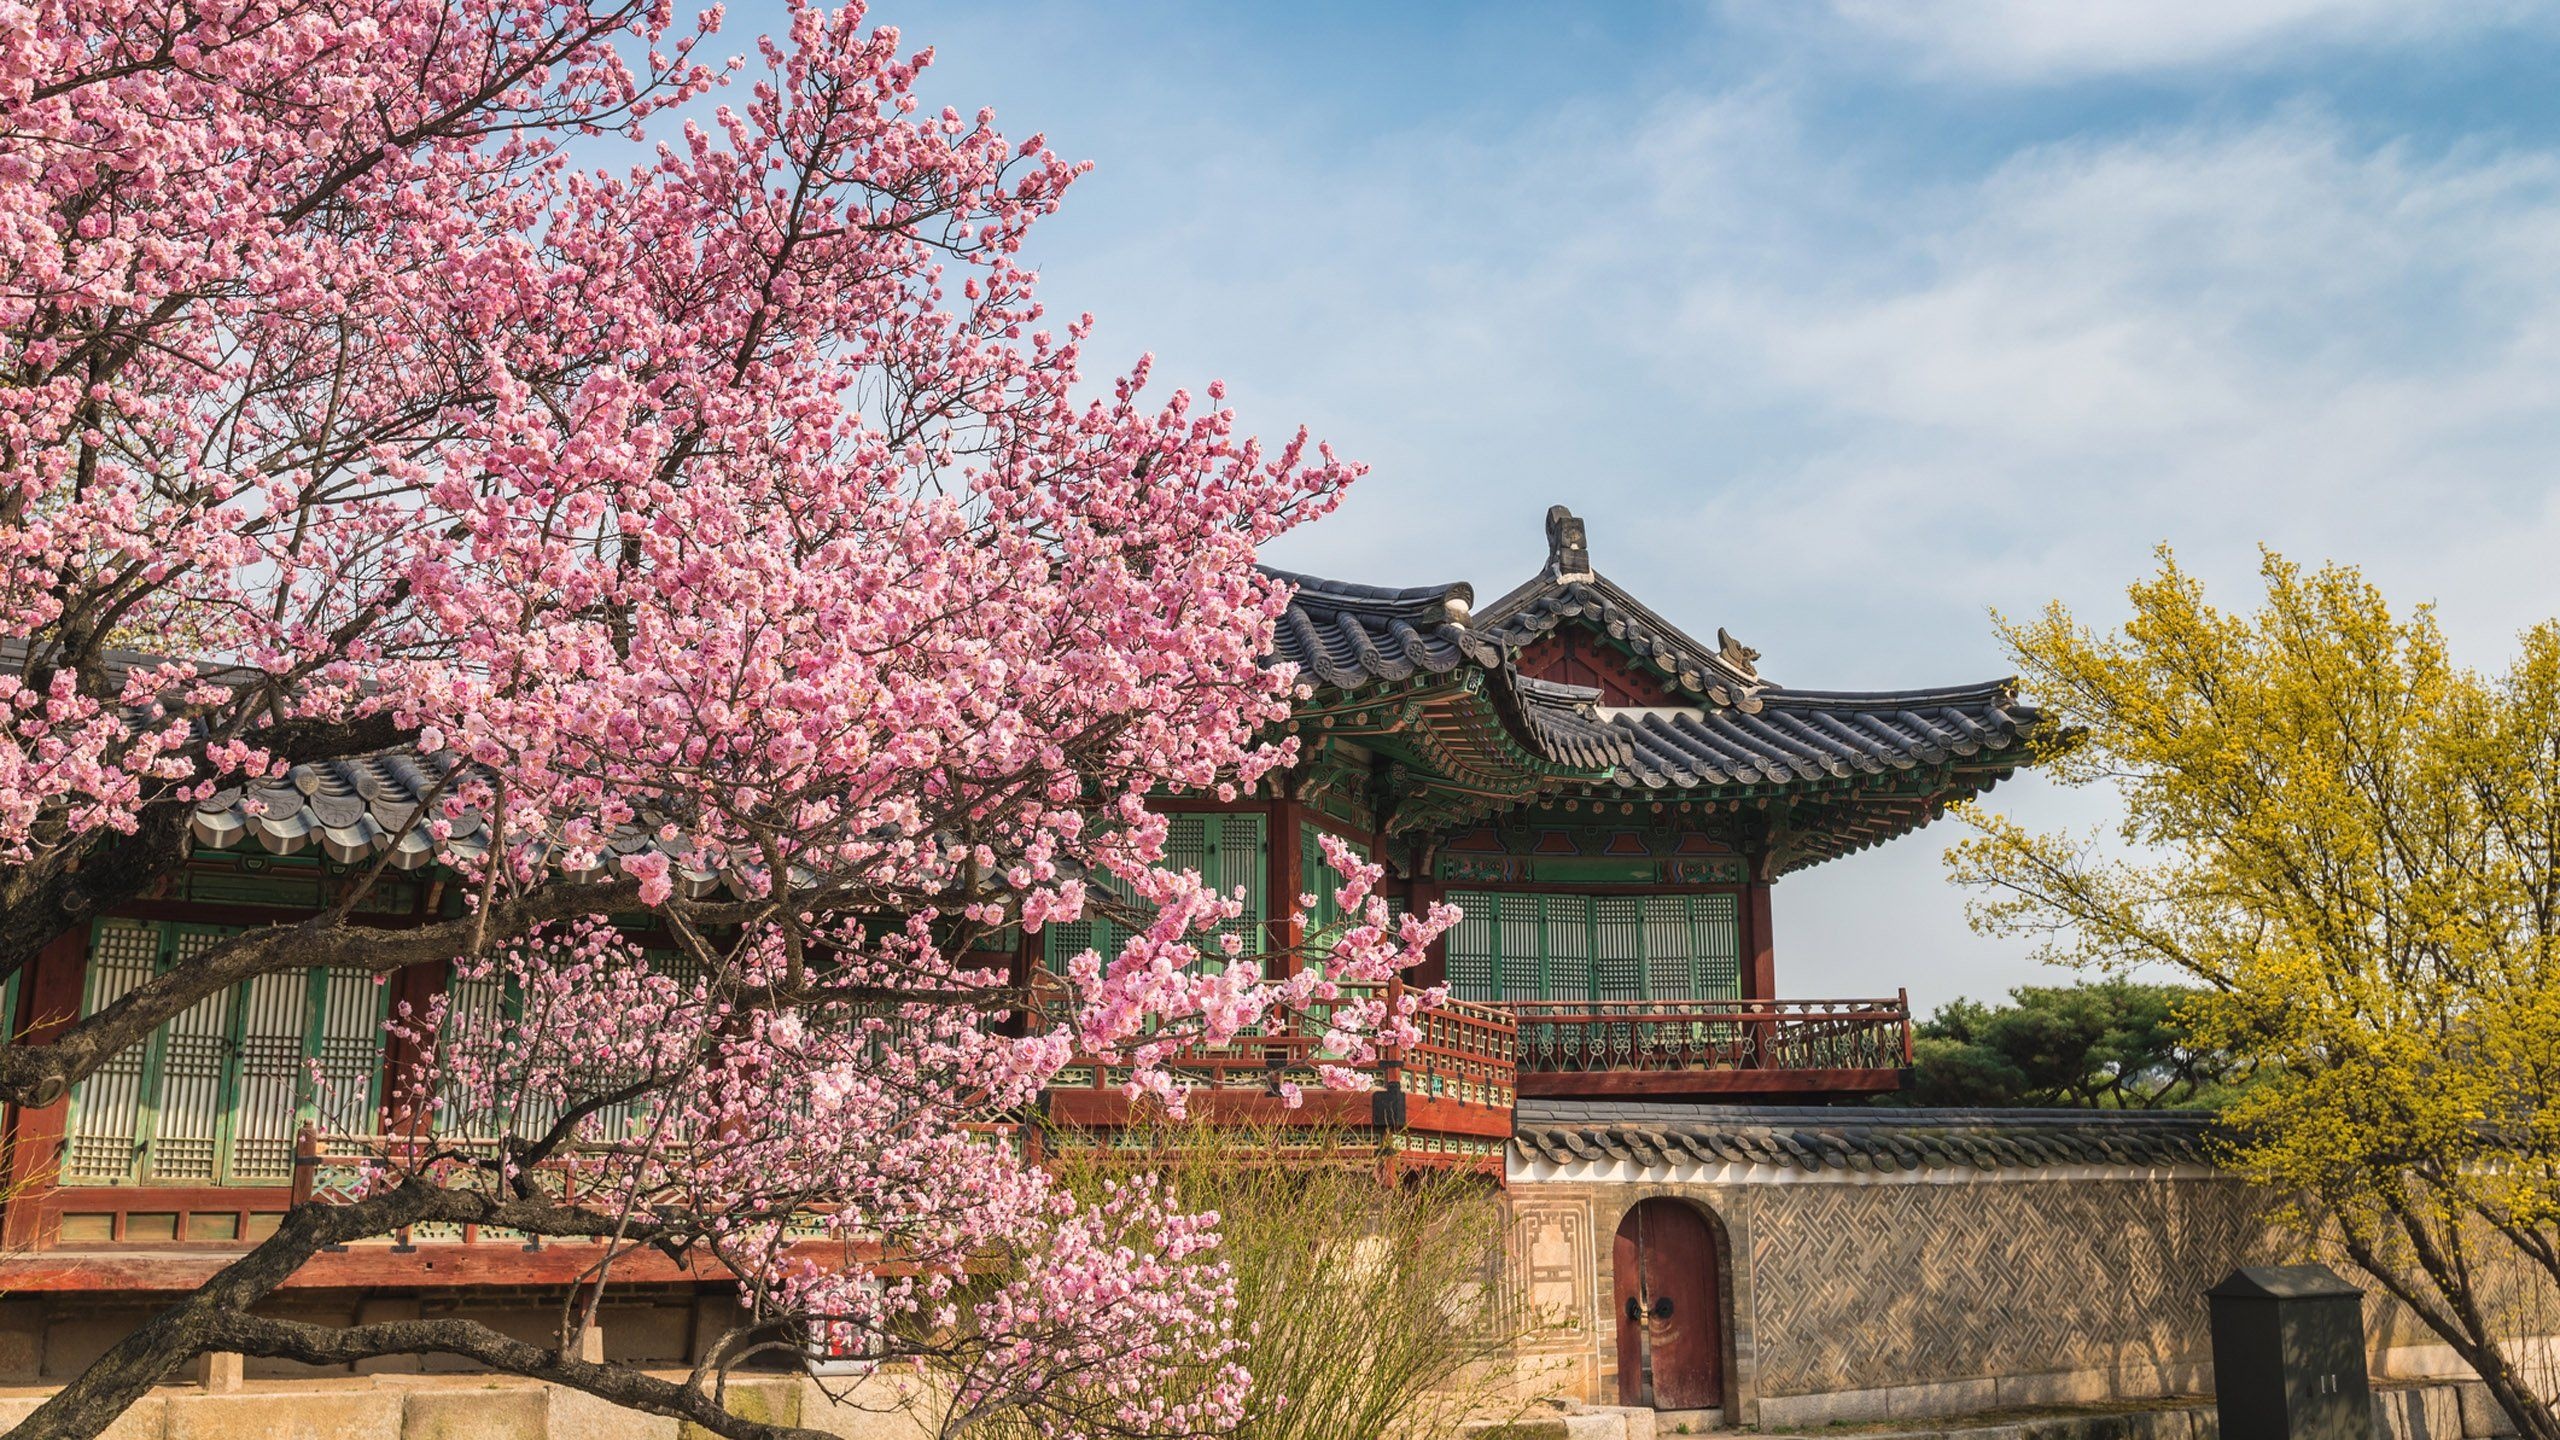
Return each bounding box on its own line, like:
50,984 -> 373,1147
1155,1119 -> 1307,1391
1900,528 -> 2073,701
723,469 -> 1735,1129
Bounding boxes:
3,924 -> 92,1249
1270,797 -> 1304,976
378,960 -> 451,1140
1742,881 -> 1776,1001
1407,877 -> 1448,991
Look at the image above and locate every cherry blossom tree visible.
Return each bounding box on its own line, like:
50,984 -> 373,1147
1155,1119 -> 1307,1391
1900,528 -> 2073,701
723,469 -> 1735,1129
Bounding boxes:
0,2 -> 1448,1435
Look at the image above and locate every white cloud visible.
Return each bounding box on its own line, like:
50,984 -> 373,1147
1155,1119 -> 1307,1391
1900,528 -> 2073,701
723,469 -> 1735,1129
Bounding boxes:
1648,114 -> 2560,657
892,5 -> 2560,1003
1819,0 -> 2547,80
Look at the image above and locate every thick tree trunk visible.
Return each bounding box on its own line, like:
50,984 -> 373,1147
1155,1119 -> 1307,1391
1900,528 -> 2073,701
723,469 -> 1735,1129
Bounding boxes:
204,1313 -> 835,1440
6,1185 -> 438,1440
2339,1221 -> 2560,1440
7,1186 -> 833,1440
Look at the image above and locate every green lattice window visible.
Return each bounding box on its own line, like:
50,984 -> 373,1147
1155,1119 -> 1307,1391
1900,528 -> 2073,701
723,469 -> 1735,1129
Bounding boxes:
1443,892 -> 1739,1004
1044,813 -> 1267,973
62,919 -> 390,1186
435,945 -> 701,1146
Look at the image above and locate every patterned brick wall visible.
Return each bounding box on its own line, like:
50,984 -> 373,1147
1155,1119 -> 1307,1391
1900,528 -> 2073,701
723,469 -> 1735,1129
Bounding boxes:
1506,1173 -> 2293,1411
1738,1177 -> 2279,1397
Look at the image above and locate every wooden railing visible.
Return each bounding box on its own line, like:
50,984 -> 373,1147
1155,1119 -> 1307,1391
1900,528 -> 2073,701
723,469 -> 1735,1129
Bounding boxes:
1498,993 -> 1913,1079
1041,989 -> 1519,1156
1392,996 -> 1517,1110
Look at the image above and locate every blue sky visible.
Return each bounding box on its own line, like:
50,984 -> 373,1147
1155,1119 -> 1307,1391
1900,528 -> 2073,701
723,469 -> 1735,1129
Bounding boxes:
836,0 -> 2560,1009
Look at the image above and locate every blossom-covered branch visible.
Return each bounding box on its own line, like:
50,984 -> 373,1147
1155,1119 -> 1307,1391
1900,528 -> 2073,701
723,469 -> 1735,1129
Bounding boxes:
0,1 -> 1431,1436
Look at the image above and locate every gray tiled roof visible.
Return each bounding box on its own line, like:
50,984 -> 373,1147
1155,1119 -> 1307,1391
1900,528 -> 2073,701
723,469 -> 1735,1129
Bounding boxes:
1511,1099 -> 2219,1174
1503,677 -> 1634,772
1606,682 -> 2035,790
166,513 -> 2039,884
191,753 -> 741,897
192,753 -> 457,871
1267,506 -> 2040,798
1263,567 -> 1503,689
1269,567 -> 2034,792
1477,573 -> 1766,710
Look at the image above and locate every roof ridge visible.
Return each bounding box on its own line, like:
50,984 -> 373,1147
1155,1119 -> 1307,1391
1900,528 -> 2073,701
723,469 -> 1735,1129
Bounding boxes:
1258,565 -> 1478,621
1762,679 -> 2027,709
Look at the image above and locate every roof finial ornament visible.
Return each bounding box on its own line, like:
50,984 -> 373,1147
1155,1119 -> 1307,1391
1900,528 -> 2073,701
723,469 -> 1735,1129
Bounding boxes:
1544,505 -> 1592,582
1716,627 -> 1761,679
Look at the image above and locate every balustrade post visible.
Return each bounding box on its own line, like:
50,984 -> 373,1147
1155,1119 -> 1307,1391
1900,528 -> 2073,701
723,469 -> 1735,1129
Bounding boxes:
1898,987 -> 1914,1066
290,1124 -> 319,1207
1381,972 -> 1406,1096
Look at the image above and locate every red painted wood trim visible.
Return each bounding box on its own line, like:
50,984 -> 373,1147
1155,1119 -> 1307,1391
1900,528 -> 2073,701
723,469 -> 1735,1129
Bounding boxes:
1743,882 -> 1776,1001
1515,1068 -> 1908,1099
1270,796 -> 1303,972
1432,880 -> 1748,897
1290,805 -> 1372,846
1040,1090 -> 1512,1143
380,961 -> 448,1133
3,926 -> 90,1250
0,1239 -> 767,1293
1148,798 -> 1276,816
100,900 -> 440,931
1407,879 -> 1447,991
1514,631 -> 1681,707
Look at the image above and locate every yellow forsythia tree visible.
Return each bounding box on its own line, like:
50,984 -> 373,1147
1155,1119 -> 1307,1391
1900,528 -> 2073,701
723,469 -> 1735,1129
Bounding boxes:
1948,550 -> 2560,1439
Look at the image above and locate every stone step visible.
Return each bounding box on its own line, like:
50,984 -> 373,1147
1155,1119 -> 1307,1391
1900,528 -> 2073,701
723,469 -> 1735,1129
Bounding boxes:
1460,1416 -> 1636,1440
1486,1381 -> 2496,1440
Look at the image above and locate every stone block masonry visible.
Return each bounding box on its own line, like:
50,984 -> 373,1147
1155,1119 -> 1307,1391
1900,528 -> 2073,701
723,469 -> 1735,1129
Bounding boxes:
0,1374 -> 938,1440
1507,1172 -> 2279,1426
1466,1381 -> 2502,1440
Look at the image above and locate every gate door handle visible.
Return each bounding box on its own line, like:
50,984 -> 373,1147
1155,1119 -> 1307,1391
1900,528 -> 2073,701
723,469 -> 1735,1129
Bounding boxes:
1624,1297 -> 1641,1322
1651,1296 -> 1674,1321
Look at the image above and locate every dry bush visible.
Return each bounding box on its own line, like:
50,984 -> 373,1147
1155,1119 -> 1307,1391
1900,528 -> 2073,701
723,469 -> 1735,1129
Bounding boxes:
993,1122 -> 1545,1440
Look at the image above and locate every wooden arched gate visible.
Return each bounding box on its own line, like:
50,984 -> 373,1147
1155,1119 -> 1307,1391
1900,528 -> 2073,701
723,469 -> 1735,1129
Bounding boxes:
1611,1198 -> 1724,1409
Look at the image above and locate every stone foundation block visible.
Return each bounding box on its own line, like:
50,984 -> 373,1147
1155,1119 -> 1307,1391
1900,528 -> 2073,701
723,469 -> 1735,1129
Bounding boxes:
2460,1381 -> 2521,1437
1464,1414 -> 1643,1440
1995,1368 -> 2113,1409
1757,1386 -> 1893,1428
0,1300 -> 47,1382
401,1387 -> 547,1440
550,1385 -> 678,1440
1890,1377 -> 1997,1420
2420,1382 -> 2466,1440
798,1373 -> 960,1440
1462,1423 -> 1572,1440
194,1351 -> 243,1393
0,1393 -> 169,1440
2370,1385 -> 2475,1440
1566,1405 -> 1655,1440
677,1378 -> 802,1440
163,1390 -> 401,1440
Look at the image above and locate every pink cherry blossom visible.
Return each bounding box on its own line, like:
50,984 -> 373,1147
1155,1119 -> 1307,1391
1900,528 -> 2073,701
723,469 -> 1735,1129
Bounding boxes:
1,1 -> 1456,1432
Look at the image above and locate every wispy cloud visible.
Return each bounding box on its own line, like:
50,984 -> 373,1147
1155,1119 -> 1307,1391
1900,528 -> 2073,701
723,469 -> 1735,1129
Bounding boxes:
1652,113 -> 2560,651
1816,0 -> 2549,80
885,0 -> 2560,1004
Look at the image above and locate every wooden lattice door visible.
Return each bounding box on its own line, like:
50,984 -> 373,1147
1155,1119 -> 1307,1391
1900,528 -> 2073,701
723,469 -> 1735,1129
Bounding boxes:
1612,1198 -> 1724,1409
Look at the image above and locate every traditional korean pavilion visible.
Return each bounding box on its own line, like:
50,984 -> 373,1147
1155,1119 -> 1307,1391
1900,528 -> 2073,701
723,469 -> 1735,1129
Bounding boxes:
1039,506 -> 2040,1157
0,505 -> 2041,1385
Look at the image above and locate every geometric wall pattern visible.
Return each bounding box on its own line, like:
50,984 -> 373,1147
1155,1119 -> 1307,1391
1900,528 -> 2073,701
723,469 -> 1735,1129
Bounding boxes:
1503,1173 -> 2303,1413
1737,1178 -> 2282,1397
